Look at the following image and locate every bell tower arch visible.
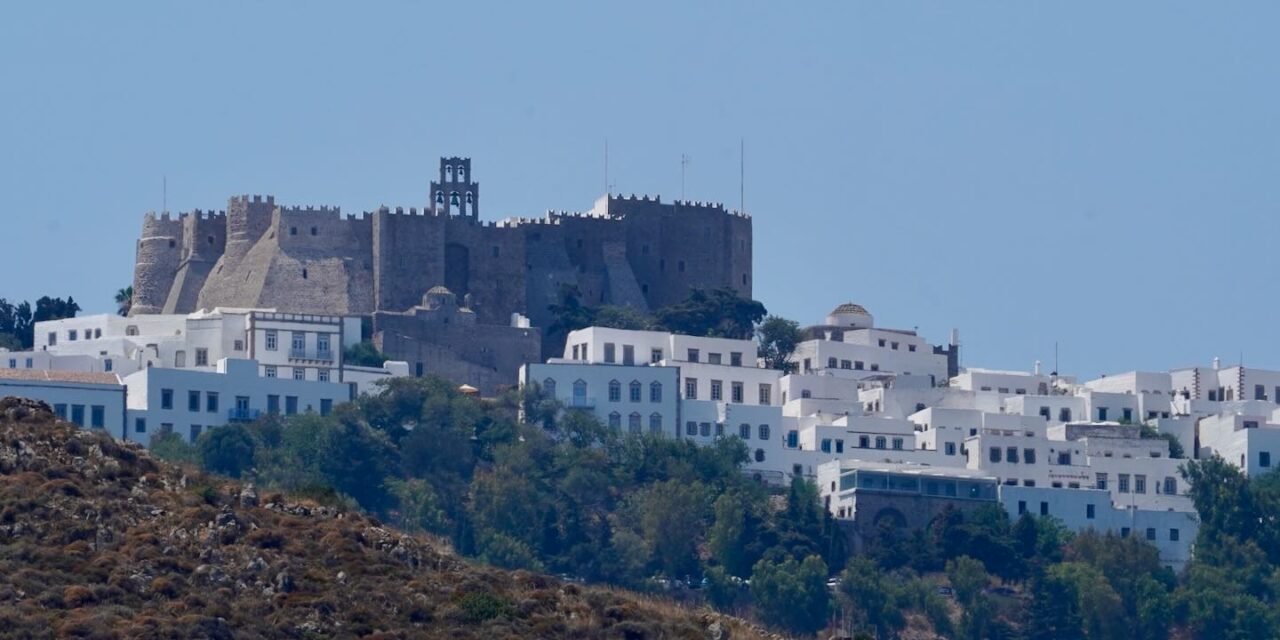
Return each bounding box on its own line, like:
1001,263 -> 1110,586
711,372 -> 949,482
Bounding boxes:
429,156 -> 479,218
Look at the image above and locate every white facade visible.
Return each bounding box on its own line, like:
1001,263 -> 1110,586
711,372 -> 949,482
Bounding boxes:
520,361 -> 682,438
0,369 -> 126,439
123,358 -> 360,447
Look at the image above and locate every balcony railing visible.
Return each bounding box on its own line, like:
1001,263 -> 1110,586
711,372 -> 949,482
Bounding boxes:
288,348 -> 335,362
228,408 -> 262,422
566,396 -> 596,409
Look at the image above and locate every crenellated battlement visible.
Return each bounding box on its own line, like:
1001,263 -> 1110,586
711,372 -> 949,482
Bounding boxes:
279,204 -> 341,217
229,194 -> 276,207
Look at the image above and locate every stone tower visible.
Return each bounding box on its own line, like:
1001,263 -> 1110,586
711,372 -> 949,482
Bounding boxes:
429,157 -> 479,218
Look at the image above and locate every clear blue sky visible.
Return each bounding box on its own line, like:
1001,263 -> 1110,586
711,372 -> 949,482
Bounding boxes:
2,2 -> 1277,379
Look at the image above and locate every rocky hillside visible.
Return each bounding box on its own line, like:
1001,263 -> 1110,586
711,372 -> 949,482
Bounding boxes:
0,397 -> 777,639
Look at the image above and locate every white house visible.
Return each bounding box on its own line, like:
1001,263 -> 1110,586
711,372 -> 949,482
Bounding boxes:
0,369 -> 127,440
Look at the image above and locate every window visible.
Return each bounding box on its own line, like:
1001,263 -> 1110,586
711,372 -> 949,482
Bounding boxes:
543,378 -> 556,396
608,380 -> 621,402
650,348 -> 663,364
687,348 -> 699,363
891,341 -> 899,350
134,418 -> 146,434
649,413 -> 663,433
1146,528 -> 1156,541
989,447 -> 1002,463
909,344 -> 916,352
758,384 -> 771,405
1121,527 -> 1130,538
622,345 -> 634,365
190,425 -> 202,442
649,381 -> 662,402
1057,451 -> 1072,465
1122,408 -> 1133,422
945,442 -> 957,456
870,364 -> 880,371
69,329 -> 77,341
294,367 -> 306,381
878,339 -> 886,347
739,423 -> 751,439
1024,449 -> 1036,464
715,423 -> 725,438
709,353 -> 722,365
1058,408 -> 1072,422
604,343 -> 616,363
1164,477 -> 1177,495
188,391 -> 200,412
859,435 -> 870,448
1118,474 -> 1130,493
622,380 -> 638,402
700,422 -> 711,437
801,390 -> 811,399
803,358 -> 811,373
827,357 -> 838,369
206,392 -> 219,413
285,396 -> 298,415
1097,407 -> 1108,421
320,399 -> 333,416
1170,528 -> 1180,542
755,449 -> 765,463
47,332 -> 56,346
730,352 -> 742,367
1096,473 -> 1108,490
854,360 -> 864,370
836,439 -> 844,453
892,438 -> 904,450
1258,384 -> 1267,400
1007,447 -> 1019,463
1135,475 -> 1146,494
195,348 -> 208,367
685,378 -> 697,400
175,351 -> 187,368
233,339 -> 244,352
758,425 -> 770,440
1262,452 -> 1272,468
686,421 -> 697,436
161,388 -> 174,410
53,404 -> 67,420
1039,406 -> 1051,419
787,430 -> 799,448
23,358 -> 31,369
1086,504 -> 1095,519
710,380 -> 723,401
875,436 -> 886,450
318,369 -> 329,383
1023,479 -> 1036,487
1040,502 -> 1049,516
840,360 -> 851,370
5,359 -> 13,368
731,382 -> 743,404
317,334 -> 330,357
608,412 -> 621,429
1017,501 -> 1027,515
265,365 -> 277,378
71,405 -> 85,426
90,406 -> 105,428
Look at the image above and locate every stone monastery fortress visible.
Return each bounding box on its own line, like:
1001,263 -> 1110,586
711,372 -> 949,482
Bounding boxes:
130,157 -> 753,329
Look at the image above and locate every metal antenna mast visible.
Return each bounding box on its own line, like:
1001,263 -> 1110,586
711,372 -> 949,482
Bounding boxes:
681,153 -> 689,199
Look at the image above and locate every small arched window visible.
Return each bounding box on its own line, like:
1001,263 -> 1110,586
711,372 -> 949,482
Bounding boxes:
608,412 -> 621,429
608,379 -> 622,402
457,166 -> 466,181
629,380 -> 642,402
650,381 -> 662,402
572,379 -> 588,403
542,378 -> 556,396
875,436 -> 887,449
445,164 -> 454,178
465,191 -> 474,204
436,191 -> 445,204
754,449 -> 765,463
628,412 -> 642,434
739,423 -> 751,440
649,413 -> 663,433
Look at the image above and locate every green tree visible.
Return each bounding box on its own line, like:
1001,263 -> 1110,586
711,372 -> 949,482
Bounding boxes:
653,288 -> 766,339
947,555 -> 988,607
196,423 -> 256,478
751,554 -> 830,636
632,480 -> 709,578
149,431 -> 199,465
757,315 -> 802,371
709,490 -> 757,577
837,556 -> 901,638
344,341 -> 388,367
114,286 -> 133,317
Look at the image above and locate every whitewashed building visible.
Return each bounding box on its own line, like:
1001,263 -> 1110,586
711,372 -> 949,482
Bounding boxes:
0,369 -> 126,439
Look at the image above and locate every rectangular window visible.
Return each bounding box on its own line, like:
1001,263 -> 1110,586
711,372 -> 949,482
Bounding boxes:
1086,504 -> 1095,519
710,380 -> 723,401
188,390 -> 200,412
265,330 -> 278,351
1146,528 -> 1156,541
628,382 -> 641,402
1024,448 -> 1036,464
840,359 -> 851,369
265,365 -> 277,378
604,343 -> 616,363
859,435 -> 870,448
835,439 -> 844,454
730,352 -> 742,367
945,442 -> 957,456
320,399 -> 333,416
786,430 -> 799,448
700,422 -> 711,437
1170,528 -> 1180,542
758,384 -> 771,405
685,378 -> 698,400
47,332 -> 56,346
1018,500 -> 1026,515
206,392 -> 219,414
622,345 -> 634,365
134,418 -> 146,434
714,423 -> 724,438
821,439 -> 832,453
195,348 -> 208,367
292,332 -> 305,352
1122,408 -> 1133,422
609,383 -> 621,402
650,383 -> 662,403
1040,502 -> 1049,516
161,388 -> 173,410
1007,447 -> 1019,463
267,395 -> 280,414
103,359 -> 113,372
650,348 -> 663,364
317,334 -> 330,357
90,405 -> 105,428
54,403 -> 67,419
1257,384 -> 1267,401
71,405 -> 85,426
318,369 -> 329,382
1096,473 -> 1108,490
686,421 -> 697,436
1262,452 -> 1272,468
1164,477 -> 1177,495
1098,407 -> 1108,421
1118,474 -> 1130,493
687,348 -> 699,363
190,425 -> 202,442
892,438 -> 904,450
989,447 -> 1002,463
731,382 -> 743,404
709,353 -> 722,365
233,339 -> 244,351
1135,475 -> 1146,494
68,329 -> 77,341
294,367 -> 306,381
285,396 -> 298,415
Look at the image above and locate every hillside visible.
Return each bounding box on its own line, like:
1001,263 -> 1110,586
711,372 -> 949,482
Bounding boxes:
0,397 -> 777,639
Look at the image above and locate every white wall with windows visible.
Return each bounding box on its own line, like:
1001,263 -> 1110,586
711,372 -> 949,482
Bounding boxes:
0,370 -> 126,440
123,358 -> 354,447
520,361 -> 680,438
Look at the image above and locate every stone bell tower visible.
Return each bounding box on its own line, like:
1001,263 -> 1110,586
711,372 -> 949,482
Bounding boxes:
429,156 -> 479,218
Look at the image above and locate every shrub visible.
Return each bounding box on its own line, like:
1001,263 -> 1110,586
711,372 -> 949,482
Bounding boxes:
457,591 -> 515,623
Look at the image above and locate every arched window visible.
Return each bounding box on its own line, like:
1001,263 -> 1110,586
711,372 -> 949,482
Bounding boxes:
758,424 -> 770,440
650,381 -> 662,402
608,412 -> 621,429
628,412 -> 642,434
629,380 -> 642,402
739,423 -> 751,440
608,380 -> 621,402
649,413 -> 663,433
542,378 -> 556,397
754,449 -> 765,463
875,436 -> 887,449
572,380 -> 587,405
436,191 -> 445,205
457,166 -> 466,181
450,191 -> 460,206
445,164 -> 454,178
465,191 -> 474,204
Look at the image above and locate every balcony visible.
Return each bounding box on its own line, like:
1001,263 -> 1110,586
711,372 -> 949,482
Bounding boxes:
288,348 -> 334,362
228,407 -> 262,422
566,396 -> 596,409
